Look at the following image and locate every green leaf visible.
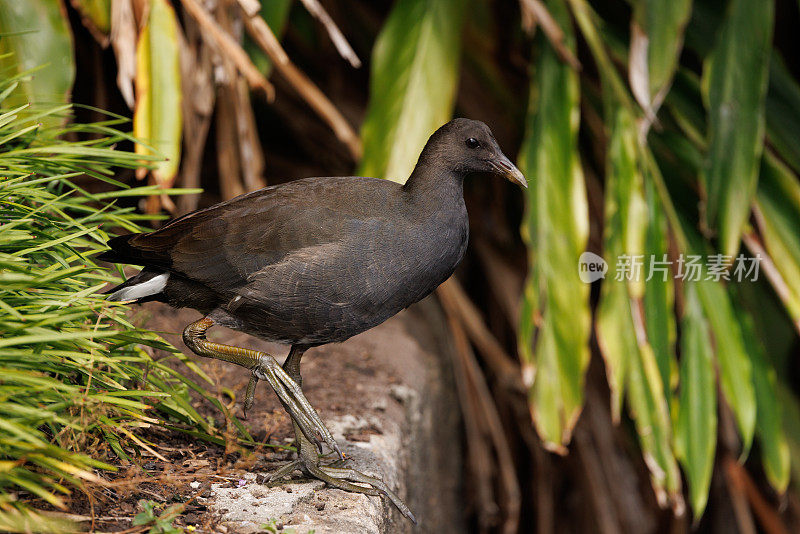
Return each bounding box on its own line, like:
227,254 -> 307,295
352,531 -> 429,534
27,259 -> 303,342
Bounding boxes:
133,0 -> 182,186
778,385 -> 800,494
518,0 -> 590,452
735,295 -> 790,493
630,0 -> 692,112
765,57 -> 800,175
674,282 -> 716,517
755,154 -> 800,327
596,105 -> 647,420
701,0 -> 774,257
358,0 -> 465,183
626,322 -> 682,510
695,274 -> 756,453
595,275 -> 632,417
0,0 -> 75,111
595,104 -> 681,508
597,272 -> 683,509
643,174 -> 677,396
663,67 -> 800,328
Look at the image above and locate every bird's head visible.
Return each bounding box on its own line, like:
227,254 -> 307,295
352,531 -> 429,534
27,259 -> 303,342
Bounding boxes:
419,118 -> 528,188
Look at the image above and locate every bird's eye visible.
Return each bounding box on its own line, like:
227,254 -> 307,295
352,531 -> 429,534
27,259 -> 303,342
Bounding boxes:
465,137 -> 481,149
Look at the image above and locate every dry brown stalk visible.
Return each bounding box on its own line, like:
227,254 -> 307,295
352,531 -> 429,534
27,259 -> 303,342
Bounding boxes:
297,0 -> 362,68
519,0 -> 582,70
237,5 -> 362,159
178,0 -> 275,100
439,280 -> 521,534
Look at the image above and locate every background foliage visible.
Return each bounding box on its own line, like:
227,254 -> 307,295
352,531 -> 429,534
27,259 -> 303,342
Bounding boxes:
2,0 -> 800,532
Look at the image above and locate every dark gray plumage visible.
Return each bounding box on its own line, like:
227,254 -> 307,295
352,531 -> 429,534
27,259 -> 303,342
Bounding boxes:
101,118 -> 526,347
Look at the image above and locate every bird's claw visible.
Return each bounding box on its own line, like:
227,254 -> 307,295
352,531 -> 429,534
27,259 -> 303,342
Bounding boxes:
265,455 -> 417,524
242,374 -> 258,420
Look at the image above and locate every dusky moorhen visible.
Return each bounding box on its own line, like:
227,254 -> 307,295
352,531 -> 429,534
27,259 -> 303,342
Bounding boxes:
100,118 -> 526,522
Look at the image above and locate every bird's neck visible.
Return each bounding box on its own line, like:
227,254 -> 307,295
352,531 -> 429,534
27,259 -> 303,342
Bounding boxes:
401,161 -> 465,201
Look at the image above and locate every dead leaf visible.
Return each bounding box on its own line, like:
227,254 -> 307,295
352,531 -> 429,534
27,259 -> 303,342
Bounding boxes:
110,0 -> 137,108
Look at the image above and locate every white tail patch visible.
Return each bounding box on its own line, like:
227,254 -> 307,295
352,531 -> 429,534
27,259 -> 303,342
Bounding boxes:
109,273 -> 169,301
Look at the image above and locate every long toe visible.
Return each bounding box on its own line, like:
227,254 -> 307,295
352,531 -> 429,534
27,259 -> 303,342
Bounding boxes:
301,461 -> 381,497
264,459 -> 301,483
315,464 -> 417,524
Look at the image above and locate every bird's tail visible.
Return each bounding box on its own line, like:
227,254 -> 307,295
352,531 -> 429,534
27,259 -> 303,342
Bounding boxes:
105,269 -> 169,303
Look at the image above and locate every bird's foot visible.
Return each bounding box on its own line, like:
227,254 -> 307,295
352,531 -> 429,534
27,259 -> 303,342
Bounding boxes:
264,454 -> 417,524
246,362 -> 342,460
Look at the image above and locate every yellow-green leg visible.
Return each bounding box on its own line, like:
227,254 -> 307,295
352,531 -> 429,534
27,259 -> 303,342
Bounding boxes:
182,317 -> 341,458
266,345 -> 417,524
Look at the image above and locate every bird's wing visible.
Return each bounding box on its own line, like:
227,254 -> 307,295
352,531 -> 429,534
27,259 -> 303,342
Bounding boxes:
105,177 -> 399,293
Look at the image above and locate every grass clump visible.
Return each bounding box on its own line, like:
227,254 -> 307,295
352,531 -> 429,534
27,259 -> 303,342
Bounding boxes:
0,64 -> 238,532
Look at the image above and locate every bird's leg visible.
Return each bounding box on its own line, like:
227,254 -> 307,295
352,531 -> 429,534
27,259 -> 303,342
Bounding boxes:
266,345 -> 417,524
182,317 -> 341,458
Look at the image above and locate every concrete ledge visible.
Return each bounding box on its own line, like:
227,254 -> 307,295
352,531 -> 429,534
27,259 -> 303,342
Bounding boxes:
210,414 -> 407,533
149,298 -> 465,533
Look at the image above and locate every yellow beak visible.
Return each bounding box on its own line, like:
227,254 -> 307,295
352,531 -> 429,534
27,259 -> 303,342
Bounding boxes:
491,154 -> 528,188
